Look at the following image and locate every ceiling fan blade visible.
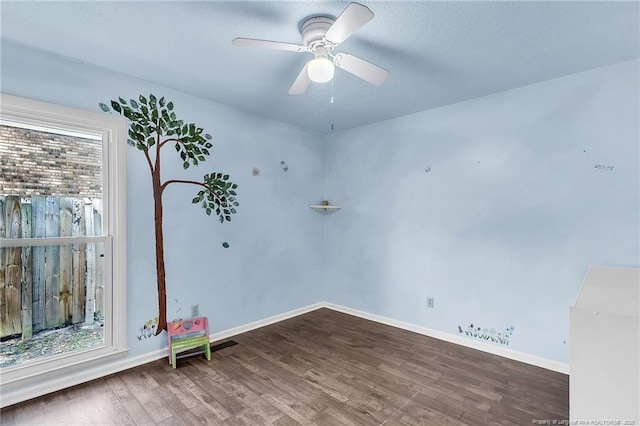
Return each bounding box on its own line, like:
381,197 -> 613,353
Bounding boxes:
232,37 -> 306,52
324,2 -> 374,45
333,52 -> 389,86
289,64 -> 312,95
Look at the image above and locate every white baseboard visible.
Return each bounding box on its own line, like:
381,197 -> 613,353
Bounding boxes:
207,302 -> 324,344
322,302 -> 570,374
0,302 -> 324,408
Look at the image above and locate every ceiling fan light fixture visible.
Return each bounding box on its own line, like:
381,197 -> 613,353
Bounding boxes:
307,56 -> 335,83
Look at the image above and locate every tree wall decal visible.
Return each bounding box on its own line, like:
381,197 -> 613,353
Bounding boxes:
100,94 -> 238,335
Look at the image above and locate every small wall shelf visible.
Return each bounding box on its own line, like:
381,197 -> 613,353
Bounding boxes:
309,205 -> 341,211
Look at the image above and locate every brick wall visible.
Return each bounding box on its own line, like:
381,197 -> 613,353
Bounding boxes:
0,124 -> 102,197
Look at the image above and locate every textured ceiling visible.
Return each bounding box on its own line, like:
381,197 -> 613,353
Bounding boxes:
1,1 -> 638,134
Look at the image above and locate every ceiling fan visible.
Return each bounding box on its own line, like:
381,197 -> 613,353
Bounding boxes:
232,2 -> 390,95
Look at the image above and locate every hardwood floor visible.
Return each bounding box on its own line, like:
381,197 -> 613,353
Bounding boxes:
1,308 -> 568,425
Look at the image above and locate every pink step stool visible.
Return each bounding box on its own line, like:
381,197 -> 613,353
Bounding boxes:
167,316 -> 211,368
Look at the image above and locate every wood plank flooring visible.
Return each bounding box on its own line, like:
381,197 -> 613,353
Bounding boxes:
1,308 -> 569,425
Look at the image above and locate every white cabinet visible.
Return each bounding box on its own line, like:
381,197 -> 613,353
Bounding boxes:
570,266 -> 639,423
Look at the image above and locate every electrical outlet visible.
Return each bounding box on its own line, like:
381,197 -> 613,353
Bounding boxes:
427,297 -> 434,308
191,304 -> 199,317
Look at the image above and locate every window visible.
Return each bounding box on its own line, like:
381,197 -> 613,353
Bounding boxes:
0,94 -> 127,402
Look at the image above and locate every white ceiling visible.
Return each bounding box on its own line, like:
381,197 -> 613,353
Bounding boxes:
1,1 -> 638,134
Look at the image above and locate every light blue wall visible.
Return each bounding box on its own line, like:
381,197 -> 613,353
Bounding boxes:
3,40 -> 637,365
1,41 -> 326,357
323,60 -> 639,363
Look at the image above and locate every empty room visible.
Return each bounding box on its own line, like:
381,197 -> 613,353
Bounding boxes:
0,1 -> 638,425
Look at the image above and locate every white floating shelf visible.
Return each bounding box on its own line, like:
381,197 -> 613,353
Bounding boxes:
309,205 -> 341,211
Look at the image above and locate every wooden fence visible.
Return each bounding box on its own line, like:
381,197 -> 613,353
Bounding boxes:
0,195 -> 104,340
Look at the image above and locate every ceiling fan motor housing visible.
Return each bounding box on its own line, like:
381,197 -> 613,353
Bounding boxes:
301,16 -> 335,53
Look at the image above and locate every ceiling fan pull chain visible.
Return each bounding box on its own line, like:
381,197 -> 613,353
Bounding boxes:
331,78 -> 335,104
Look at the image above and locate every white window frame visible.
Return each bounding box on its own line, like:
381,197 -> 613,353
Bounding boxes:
0,94 -> 127,404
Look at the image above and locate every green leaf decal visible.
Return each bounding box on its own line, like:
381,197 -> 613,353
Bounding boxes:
110,101 -> 122,113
